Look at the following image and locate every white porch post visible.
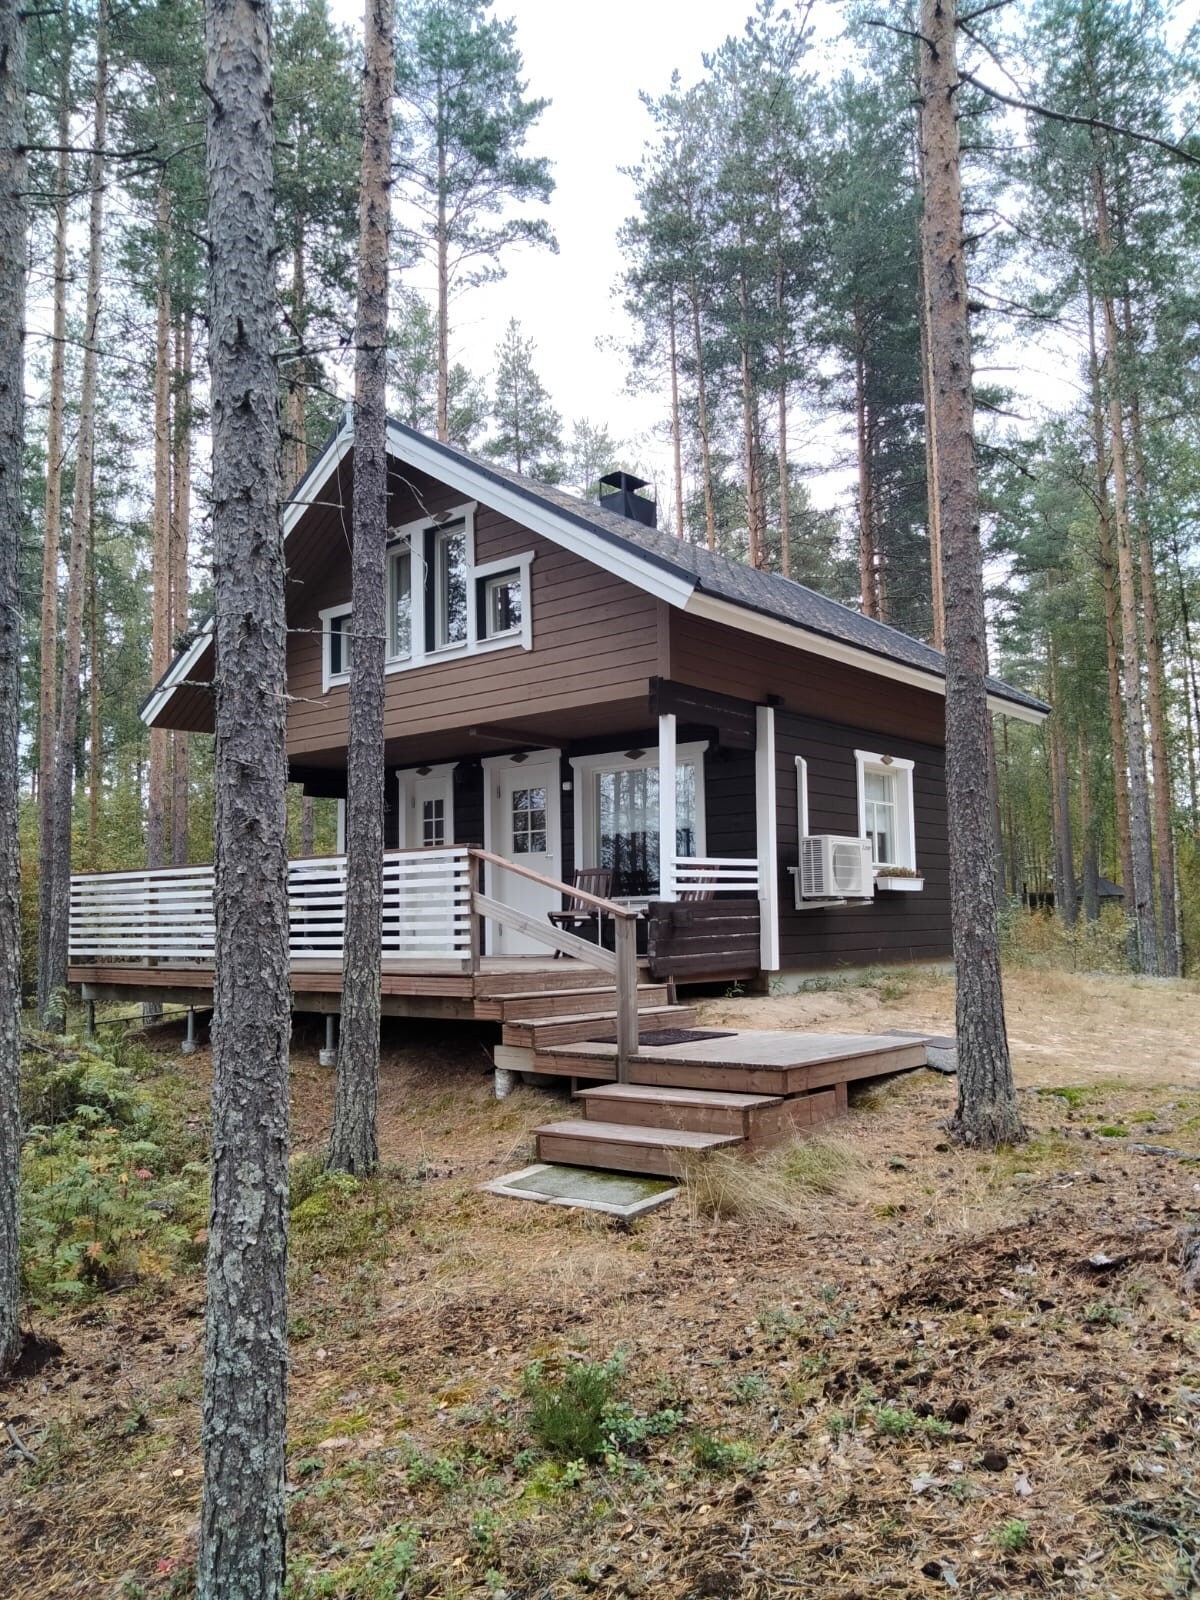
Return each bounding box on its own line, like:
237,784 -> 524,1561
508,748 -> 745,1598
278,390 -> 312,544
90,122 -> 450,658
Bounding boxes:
658,712 -> 677,901
755,704 -> 781,971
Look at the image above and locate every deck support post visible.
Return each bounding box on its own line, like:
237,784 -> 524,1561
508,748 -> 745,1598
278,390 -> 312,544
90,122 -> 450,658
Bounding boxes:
658,712 -> 677,903
319,1012 -> 338,1067
85,999 -> 96,1039
613,914 -> 639,1084
181,1005 -> 197,1055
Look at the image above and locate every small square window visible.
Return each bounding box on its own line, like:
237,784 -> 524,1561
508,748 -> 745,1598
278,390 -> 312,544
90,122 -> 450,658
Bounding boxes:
327,610 -> 352,679
480,570 -> 522,639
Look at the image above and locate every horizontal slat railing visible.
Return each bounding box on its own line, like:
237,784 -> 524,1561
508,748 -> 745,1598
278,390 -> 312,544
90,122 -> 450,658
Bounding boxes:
673,856 -> 761,894
70,846 -> 474,964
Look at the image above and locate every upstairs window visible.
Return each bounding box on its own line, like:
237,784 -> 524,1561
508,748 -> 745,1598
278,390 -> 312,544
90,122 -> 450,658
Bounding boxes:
855,751 -> 916,871
388,543 -> 412,660
479,569 -> 522,639
321,603 -> 353,689
432,523 -> 469,650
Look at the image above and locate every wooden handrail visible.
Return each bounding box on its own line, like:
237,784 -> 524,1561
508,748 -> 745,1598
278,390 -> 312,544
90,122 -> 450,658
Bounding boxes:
468,848 -> 639,920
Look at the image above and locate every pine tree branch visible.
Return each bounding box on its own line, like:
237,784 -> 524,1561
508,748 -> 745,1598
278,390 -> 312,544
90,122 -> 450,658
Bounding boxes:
862,19 -> 933,50
960,0 -> 1016,22
957,68 -> 1200,168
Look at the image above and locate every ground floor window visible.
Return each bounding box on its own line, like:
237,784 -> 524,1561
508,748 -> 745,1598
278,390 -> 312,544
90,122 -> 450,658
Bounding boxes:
571,744 -> 707,897
855,750 -> 916,871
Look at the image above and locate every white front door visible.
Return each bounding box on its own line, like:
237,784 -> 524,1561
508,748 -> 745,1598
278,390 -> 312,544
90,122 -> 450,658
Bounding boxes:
486,750 -> 562,956
397,765 -> 455,850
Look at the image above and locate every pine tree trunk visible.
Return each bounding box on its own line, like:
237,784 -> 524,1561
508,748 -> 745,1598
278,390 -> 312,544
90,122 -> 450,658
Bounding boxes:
196,0 -> 291,1591
1079,728 -> 1100,923
1123,327 -> 1178,972
854,332 -> 876,620
87,516 -> 101,870
435,129 -> 449,442
171,316 -> 192,867
41,1 -> 107,1028
1093,166 -> 1158,973
775,233 -> 791,578
918,0 -> 1022,1147
737,263 -> 761,569
285,227 -> 307,482
147,177 -> 173,883
918,252 -> 945,647
0,0 -> 28,1379
1086,283 -> 1135,912
36,20 -> 71,993
329,0 -> 393,1176
688,276 -> 716,551
1053,724 -> 1077,925
668,292 -> 684,540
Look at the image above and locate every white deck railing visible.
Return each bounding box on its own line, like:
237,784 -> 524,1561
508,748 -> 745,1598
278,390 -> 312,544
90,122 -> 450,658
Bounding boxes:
672,855 -> 761,895
69,847 -> 474,963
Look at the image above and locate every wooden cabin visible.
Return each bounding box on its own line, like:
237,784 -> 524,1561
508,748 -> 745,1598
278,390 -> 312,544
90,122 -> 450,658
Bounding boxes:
67,418 -> 1047,1171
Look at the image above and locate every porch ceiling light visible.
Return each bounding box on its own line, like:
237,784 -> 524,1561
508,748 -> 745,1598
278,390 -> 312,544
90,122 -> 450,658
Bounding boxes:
624,749 -> 645,760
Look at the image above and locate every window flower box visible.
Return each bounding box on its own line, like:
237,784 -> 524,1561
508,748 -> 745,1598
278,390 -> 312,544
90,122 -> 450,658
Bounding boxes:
874,870 -> 924,893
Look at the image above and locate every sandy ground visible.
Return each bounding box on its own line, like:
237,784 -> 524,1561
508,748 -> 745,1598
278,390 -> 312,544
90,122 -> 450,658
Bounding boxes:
697,966 -> 1200,1089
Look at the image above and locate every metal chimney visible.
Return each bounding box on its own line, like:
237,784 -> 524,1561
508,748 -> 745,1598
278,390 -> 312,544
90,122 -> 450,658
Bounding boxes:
598,470 -> 656,529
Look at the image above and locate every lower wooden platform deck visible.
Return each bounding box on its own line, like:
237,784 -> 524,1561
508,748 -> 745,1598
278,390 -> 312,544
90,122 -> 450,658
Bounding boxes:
67,957 -> 614,1019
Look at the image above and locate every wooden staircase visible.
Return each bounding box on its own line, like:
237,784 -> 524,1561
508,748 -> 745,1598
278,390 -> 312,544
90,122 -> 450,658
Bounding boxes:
481,963 -> 928,1179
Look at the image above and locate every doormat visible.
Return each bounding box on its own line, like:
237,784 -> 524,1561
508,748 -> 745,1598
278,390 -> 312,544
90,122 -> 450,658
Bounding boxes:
482,1163 -> 679,1217
633,1028 -> 738,1048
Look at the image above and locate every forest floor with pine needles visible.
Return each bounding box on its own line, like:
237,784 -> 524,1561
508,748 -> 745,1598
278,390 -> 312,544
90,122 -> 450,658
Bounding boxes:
3,965 -> 1200,1600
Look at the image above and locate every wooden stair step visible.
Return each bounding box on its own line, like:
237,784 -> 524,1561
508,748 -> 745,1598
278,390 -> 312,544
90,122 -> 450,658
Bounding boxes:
576,1082 -> 782,1137
478,983 -> 670,1022
535,1117 -> 741,1177
471,966 -> 622,1000
503,1005 -> 697,1050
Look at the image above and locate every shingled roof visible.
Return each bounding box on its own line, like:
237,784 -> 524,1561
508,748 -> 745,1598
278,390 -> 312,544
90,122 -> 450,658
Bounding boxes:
387,422 -> 1049,719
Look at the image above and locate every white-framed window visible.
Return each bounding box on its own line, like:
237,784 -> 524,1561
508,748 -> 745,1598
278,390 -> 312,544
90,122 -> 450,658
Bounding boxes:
570,743 -> 707,899
320,602 -> 353,690
387,541 -> 413,661
855,750 -> 916,871
431,522 -> 469,651
320,501 -> 535,690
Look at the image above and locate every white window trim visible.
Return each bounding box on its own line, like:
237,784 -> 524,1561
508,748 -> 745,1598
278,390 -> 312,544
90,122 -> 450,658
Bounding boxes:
855,749 -> 917,873
569,742 -> 709,891
320,602 -> 353,692
431,522 -> 470,654
396,762 -> 457,850
474,552 -> 533,651
321,500 -> 536,690
386,539 -> 415,663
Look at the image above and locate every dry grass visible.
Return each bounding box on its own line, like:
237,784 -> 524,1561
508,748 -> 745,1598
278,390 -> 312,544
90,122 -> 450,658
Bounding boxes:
4,971 -> 1200,1599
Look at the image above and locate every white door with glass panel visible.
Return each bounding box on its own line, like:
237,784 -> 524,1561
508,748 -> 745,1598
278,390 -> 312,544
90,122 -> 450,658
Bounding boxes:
486,752 -> 561,956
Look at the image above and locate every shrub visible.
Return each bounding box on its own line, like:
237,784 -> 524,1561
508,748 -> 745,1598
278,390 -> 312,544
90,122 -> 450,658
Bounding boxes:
522,1354 -> 625,1459
1000,901 -> 1134,974
994,1519 -> 1030,1554
21,1035 -> 147,1129
690,1429 -> 760,1475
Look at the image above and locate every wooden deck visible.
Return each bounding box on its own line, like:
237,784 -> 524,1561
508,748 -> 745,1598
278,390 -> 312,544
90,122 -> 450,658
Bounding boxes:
67,957 -> 618,1018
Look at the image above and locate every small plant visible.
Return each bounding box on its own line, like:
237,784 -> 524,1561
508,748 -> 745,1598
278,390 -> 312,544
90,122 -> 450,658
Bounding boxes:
1084,1301 -> 1123,1326
1036,1084 -> 1092,1109
994,1519 -> 1030,1554
1096,1124 -> 1129,1138
871,1405 -> 952,1440
470,1508 -> 504,1558
522,1353 -> 624,1460
690,1429 -> 760,1475
728,1374 -> 767,1404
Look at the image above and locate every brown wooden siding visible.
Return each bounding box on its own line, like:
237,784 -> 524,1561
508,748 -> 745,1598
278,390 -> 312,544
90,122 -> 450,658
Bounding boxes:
774,710 -> 951,970
285,482 -> 662,759
668,611 -> 948,745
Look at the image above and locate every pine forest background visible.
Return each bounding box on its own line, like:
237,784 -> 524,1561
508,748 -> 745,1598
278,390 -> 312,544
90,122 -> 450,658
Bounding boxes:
19,0 -> 1200,980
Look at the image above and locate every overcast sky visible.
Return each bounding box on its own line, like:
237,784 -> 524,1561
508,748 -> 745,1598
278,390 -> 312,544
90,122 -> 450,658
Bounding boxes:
329,0 -> 854,500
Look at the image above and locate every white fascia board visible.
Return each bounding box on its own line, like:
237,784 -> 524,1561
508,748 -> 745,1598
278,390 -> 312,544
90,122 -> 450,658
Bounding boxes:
385,423 -> 696,609
140,615 -> 214,726
685,592 -> 1047,725
142,421 -> 356,727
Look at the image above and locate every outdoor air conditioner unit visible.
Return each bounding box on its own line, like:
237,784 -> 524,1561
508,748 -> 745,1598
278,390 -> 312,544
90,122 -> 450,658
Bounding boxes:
798,835 -> 873,901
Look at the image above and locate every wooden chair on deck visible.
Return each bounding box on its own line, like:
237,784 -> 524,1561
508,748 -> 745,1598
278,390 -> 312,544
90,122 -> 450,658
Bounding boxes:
678,869 -> 716,902
548,867 -> 613,954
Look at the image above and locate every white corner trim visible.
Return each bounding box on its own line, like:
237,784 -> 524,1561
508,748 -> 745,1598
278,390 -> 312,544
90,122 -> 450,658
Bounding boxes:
684,592 -> 1047,724
385,422 -> 697,609
319,601 -> 353,693
756,706 -> 780,972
